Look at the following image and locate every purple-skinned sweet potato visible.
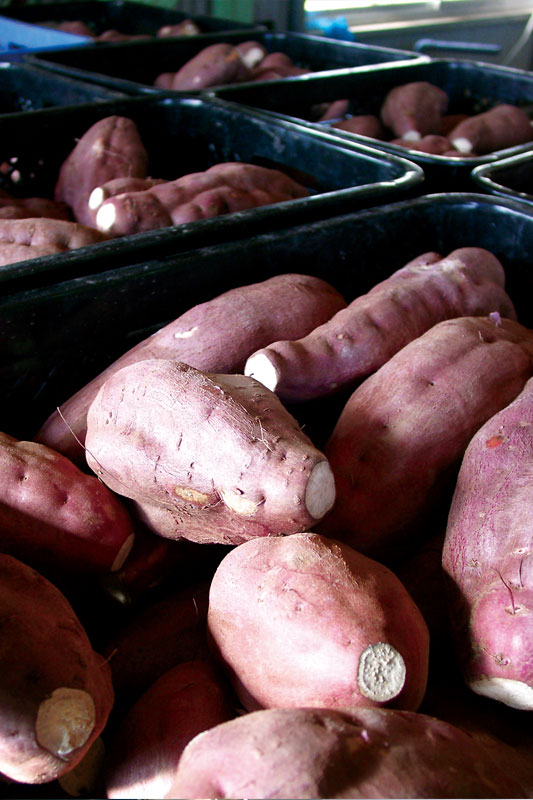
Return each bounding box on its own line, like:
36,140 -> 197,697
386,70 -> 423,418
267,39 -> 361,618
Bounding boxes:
0,431 -> 135,575
330,114 -> 387,139
442,375 -> 533,710
93,161 -> 309,236
0,217 -> 110,265
54,116 -> 149,227
208,532 -> 429,713
163,43 -> 251,90
84,360 -> 336,545
244,248 -> 516,402
319,314 -> 533,559
105,659 -> 236,799
36,272 -> 346,465
166,705 -> 528,799
380,81 -> 449,140
0,554 -> 114,784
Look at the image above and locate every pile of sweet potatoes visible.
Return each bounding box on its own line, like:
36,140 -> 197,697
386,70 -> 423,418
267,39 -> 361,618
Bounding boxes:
1,246 -> 533,798
0,113 -> 309,265
322,79 -> 533,157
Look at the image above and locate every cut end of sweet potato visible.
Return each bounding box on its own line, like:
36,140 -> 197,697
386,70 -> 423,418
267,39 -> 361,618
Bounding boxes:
244,352 -> 280,392
469,676 -> 533,710
35,688 -> 96,759
357,642 -> 406,702
451,136 -> 473,154
402,130 -> 422,142
96,203 -> 116,232
304,460 -> 336,520
88,187 -> 106,211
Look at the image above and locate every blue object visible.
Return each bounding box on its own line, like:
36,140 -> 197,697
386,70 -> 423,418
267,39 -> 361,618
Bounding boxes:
0,15 -> 90,60
306,14 -> 356,41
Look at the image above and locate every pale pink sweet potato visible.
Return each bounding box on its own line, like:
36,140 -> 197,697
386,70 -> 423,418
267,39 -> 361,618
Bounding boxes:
84,360 -> 336,545
165,43 -> 251,90
442,375 -> 533,710
87,176 -> 167,218
380,81 -> 449,140
55,116 -> 149,226
244,248 -> 516,402
0,217 -> 110,262
319,315 -> 533,559
448,103 -> 533,154
166,705 -> 528,799
37,272 -> 346,464
208,532 -> 429,713
0,431 -> 135,575
105,659 -> 236,799
94,161 -> 309,236
234,40 -> 268,70
0,554 -> 114,784
331,114 -> 387,139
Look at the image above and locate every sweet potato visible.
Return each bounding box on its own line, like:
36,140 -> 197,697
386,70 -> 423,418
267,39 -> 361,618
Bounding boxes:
55,116 -> 149,227
0,554 -> 114,784
0,190 -> 71,221
165,43 -> 251,90
319,315 -> 533,559
234,40 -> 268,70
315,98 -> 350,122
156,20 -> 202,37
84,359 -> 336,545
0,431 -> 135,575
167,706 -> 528,799
37,272 -> 346,464
94,161 -> 309,236
380,81 -> 449,140
87,176 -> 167,218
105,659 -> 236,799
54,20 -> 95,37
448,103 -> 533,154
390,134 -> 452,155
208,532 -> 429,713
442,375 -> 533,710
0,217 -> 110,265
102,580 -> 212,704
244,248 -> 516,402
331,114 -> 387,139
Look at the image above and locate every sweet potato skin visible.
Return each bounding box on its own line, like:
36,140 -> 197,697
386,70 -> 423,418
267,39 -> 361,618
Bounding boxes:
54,116 -> 149,226
167,706 -> 528,799
84,360 -> 335,545
380,81 -> 449,139
0,432 -> 135,575
244,248 -> 516,402
0,554 -> 114,784
166,43 -> 251,90
105,659 -> 236,799
37,272 -> 345,465
207,532 -> 429,713
449,103 -> 533,154
319,315 -> 533,559
0,217 -> 109,265
442,376 -> 533,709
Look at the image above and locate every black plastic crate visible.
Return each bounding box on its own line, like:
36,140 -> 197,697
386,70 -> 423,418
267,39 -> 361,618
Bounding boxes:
0,92 -> 423,294
1,191 -> 532,446
0,59 -> 126,114
1,0 -> 264,38
210,58 -> 533,193
28,31 -> 421,95
472,150 -> 533,207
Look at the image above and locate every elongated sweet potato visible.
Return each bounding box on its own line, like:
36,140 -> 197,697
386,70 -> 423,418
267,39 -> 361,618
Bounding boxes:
94,161 -> 309,236
87,176 -> 167,217
0,217 -> 110,265
0,190 -> 71,221
156,20 -> 202,37
164,43 -> 251,90
380,81 -> 449,140
331,114 -> 387,139
37,272 -> 346,464
390,134 -> 452,155
105,659 -> 236,799
0,554 -> 114,784
244,248 -> 516,402
167,706 -> 528,799
55,116 -> 149,226
442,375 -> 533,710
319,314 -> 533,559
0,431 -> 135,575
449,103 -> 533,154
208,532 -> 429,713
84,359 -> 336,545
